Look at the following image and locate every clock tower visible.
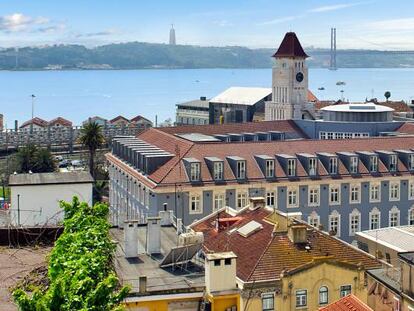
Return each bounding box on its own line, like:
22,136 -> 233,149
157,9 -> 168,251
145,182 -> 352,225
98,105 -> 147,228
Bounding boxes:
265,32 -> 310,120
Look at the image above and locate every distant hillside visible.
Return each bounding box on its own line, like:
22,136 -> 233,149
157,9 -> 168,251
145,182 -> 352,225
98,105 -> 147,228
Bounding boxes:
1,42 -> 414,70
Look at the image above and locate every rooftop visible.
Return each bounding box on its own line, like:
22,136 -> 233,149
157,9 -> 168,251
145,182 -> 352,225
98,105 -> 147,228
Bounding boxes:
319,294 -> 373,311
321,102 -> 394,113
111,226 -> 205,295
355,226 -> 414,253
398,251 -> 414,265
191,207 -> 380,283
272,32 -> 309,58
177,98 -> 210,109
9,171 -> 94,186
210,87 -> 271,106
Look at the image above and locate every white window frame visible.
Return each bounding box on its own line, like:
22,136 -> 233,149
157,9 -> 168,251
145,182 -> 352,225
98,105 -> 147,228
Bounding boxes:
349,209 -> 361,236
370,156 -> 378,172
409,207 -> 414,225
319,286 -> 329,305
369,207 -> 381,230
349,184 -> 361,204
261,293 -> 274,311
237,161 -> 246,179
309,158 -> 317,176
340,285 -> 352,298
189,193 -> 203,214
236,191 -> 248,210
308,211 -> 320,227
213,161 -> 224,180
265,160 -> 275,178
266,191 -> 276,207
369,182 -> 381,203
409,154 -> 414,171
287,186 -> 299,208
213,192 -> 225,212
287,158 -> 296,177
409,180 -> 414,200
190,162 -> 201,181
389,206 -> 400,227
329,210 -> 341,237
295,289 -> 307,308
329,184 -> 341,205
308,186 -> 320,207
389,181 -> 400,201
389,155 -> 398,172
350,157 -> 358,174
329,157 -> 338,175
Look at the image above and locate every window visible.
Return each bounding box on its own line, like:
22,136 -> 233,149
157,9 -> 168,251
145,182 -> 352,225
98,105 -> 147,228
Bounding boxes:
389,206 -> 400,227
308,186 -> 320,206
262,293 -> 274,311
190,162 -> 200,181
390,155 -> 397,172
287,187 -> 298,208
309,158 -> 317,176
213,162 -> 224,180
287,159 -> 296,177
409,208 -> 414,225
308,212 -> 320,227
349,209 -> 361,236
319,286 -> 328,305
369,208 -> 381,230
214,259 -> 221,266
409,181 -> 414,200
350,184 -> 360,203
237,191 -> 248,210
389,181 -> 400,201
190,194 -> 202,214
329,157 -> 338,175
266,191 -> 276,207
329,211 -> 341,237
340,285 -> 352,297
370,156 -> 378,172
350,157 -> 358,174
369,182 -> 381,203
410,154 -> 414,170
214,193 -> 225,211
224,258 -> 231,265
237,161 -> 246,179
265,160 -> 275,178
296,290 -> 307,307
329,185 -> 340,205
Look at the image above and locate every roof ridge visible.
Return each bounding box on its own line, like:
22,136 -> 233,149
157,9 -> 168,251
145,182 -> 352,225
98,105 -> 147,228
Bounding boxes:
246,232 -> 276,282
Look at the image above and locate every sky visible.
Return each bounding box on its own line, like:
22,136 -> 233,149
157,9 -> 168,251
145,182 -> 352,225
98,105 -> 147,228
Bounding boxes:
1,0 -> 414,50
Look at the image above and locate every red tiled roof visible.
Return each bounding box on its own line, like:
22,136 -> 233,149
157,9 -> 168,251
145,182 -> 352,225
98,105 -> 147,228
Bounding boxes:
308,90 -> 318,102
131,127 -> 414,186
273,32 -> 309,58
130,115 -> 152,123
319,294 -> 373,311
377,101 -> 412,113
20,117 -> 48,128
191,208 -> 380,283
397,122 -> 414,134
110,115 -> 130,123
48,117 -> 72,127
157,120 -> 308,138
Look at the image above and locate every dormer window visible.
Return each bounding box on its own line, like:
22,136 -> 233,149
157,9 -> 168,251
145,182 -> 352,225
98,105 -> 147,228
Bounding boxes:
370,156 -> 378,173
389,155 -> 397,172
213,162 -> 224,180
309,158 -> 317,176
350,157 -> 358,174
287,159 -> 296,177
265,160 -> 275,178
237,161 -> 246,179
329,157 -> 338,175
409,154 -> 414,170
190,162 -> 201,181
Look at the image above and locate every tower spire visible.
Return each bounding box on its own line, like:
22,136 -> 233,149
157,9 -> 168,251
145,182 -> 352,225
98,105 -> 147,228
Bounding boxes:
169,24 -> 176,45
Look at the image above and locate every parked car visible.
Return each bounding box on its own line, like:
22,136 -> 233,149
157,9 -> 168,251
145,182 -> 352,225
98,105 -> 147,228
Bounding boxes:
58,159 -> 70,168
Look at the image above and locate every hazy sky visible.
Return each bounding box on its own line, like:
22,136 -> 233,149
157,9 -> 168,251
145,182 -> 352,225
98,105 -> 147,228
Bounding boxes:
1,0 -> 414,50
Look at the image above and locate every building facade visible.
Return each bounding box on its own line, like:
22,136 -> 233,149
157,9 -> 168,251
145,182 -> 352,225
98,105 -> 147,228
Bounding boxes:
107,120 -> 414,243
176,97 -> 210,125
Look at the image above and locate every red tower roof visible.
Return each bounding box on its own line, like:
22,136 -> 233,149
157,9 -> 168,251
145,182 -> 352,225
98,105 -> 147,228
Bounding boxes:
272,32 -> 309,58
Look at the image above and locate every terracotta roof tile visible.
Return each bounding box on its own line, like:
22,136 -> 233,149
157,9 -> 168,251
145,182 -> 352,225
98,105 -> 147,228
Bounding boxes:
319,294 -> 373,311
20,117 -> 48,128
272,32 -> 309,58
48,117 -> 72,127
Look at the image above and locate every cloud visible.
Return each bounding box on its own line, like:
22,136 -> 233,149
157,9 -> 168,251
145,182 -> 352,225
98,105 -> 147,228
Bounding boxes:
0,13 -> 50,32
74,29 -> 118,38
309,1 -> 372,13
258,15 -> 305,26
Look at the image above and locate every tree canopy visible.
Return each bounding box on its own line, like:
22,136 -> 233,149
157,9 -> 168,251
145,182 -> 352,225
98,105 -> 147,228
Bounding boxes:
16,145 -> 56,173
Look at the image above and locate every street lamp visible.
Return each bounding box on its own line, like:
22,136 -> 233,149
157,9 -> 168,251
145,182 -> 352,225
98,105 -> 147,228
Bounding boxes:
31,94 -> 35,120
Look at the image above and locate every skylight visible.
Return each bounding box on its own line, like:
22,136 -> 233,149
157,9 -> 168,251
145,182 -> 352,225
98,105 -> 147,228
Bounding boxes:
237,220 -> 263,238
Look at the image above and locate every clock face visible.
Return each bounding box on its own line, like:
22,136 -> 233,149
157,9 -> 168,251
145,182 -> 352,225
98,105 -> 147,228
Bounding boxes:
296,72 -> 304,83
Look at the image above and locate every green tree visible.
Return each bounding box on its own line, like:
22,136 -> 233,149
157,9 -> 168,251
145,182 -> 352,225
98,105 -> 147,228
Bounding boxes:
93,180 -> 109,204
16,145 -> 56,173
384,91 -> 391,102
13,197 -> 129,311
78,122 -> 105,179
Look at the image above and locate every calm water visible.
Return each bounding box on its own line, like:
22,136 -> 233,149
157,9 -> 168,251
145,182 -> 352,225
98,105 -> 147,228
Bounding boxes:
1,68 -> 414,126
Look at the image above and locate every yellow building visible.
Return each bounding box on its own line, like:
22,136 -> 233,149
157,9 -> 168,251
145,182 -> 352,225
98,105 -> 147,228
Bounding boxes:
192,205 -> 382,311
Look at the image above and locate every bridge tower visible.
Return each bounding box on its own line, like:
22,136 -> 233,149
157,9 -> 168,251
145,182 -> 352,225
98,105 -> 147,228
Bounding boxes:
330,28 -> 337,70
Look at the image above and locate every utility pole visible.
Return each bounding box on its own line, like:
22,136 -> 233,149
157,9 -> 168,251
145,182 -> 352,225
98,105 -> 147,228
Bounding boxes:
31,94 -> 36,120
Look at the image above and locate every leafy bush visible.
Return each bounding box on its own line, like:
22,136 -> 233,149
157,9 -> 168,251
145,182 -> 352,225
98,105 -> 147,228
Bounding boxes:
13,197 -> 129,311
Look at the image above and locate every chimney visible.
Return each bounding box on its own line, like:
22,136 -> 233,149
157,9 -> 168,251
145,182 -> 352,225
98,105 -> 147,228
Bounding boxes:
146,216 -> 161,254
139,276 -> 147,293
205,252 -> 237,294
124,220 -> 139,258
288,224 -> 308,244
159,209 -> 172,226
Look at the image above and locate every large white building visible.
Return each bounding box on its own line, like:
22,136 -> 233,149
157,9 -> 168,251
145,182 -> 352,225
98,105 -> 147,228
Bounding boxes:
9,171 -> 93,226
